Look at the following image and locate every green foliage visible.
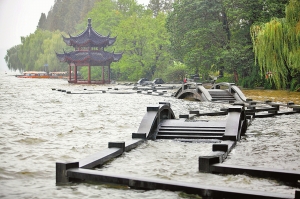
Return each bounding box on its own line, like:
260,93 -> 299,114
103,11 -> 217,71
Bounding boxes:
5,45 -> 24,71
35,30 -> 72,72
112,11 -> 172,81
80,66 -> 105,80
157,61 -> 187,82
5,0 -> 296,91
147,0 -> 174,17
167,0 -> 229,78
215,73 -> 235,84
79,0 -> 172,81
251,0 -> 300,90
166,0 -> 290,88
81,0 -> 122,35
220,0 -> 288,86
18,29 -> 53,71
5,29 -> 71,72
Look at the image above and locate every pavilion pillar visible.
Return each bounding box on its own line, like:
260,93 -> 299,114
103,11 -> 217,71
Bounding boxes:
68,65 -> 71,82
102,66 -> 105,84
108,65 -> 111,84
88,64 -> 91,84
74,65 -> 77,83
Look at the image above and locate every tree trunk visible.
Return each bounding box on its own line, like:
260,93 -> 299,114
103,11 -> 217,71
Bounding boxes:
234,70 -> 238,83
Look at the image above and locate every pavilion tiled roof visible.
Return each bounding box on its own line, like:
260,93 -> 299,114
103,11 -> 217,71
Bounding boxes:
56,50 -> 122,66
62,18 -> 116,48
56,18 -> 122,67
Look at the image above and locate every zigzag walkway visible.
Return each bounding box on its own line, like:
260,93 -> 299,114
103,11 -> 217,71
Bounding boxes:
51,86 -> 175,97
173,82 -> 300,118
56,102 -> 299,199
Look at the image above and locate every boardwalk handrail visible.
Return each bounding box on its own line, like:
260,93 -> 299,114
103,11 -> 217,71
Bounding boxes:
223,106 -> 243,141
136,102 -> 175,140
230,85 -> 247,102
196,84 -> 212,101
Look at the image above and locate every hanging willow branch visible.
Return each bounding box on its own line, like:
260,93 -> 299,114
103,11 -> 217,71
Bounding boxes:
251,0 -> 300,90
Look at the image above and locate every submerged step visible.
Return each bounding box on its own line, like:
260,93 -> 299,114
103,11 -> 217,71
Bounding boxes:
156,134 -> 224,139
160,120 -> 227,128
159,127 -> 225,132
211,98 -> 236,101
158,131 -> 224,136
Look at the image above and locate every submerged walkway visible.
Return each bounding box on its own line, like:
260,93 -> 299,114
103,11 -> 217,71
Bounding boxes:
56,100 -> 300,198
173,82 -> 300,118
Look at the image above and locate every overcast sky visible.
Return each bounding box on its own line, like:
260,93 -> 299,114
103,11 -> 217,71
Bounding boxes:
0,0 -> 149,72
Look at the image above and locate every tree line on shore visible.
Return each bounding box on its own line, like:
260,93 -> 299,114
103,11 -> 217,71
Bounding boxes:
4,0 -> 300,91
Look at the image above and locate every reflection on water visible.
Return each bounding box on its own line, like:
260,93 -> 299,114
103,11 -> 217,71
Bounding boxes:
0,72 -> 299,198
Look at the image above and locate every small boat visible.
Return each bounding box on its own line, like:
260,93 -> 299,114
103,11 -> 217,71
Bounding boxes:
17,71 -> 50,78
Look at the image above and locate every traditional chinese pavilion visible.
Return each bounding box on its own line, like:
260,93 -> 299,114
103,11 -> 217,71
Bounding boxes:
56,18 -> 122,84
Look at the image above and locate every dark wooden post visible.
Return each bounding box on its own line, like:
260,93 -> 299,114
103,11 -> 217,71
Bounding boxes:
102,65 -> 105,84
88,64 -> 91,84
74,65 -> 77,83
56,162 -> 79,184
108,65 -> 111,84
68,65 -> 71,82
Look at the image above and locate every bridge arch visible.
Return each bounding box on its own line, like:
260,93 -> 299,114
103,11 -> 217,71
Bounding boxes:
136,102 -> 175,140
174,82 -> 248,102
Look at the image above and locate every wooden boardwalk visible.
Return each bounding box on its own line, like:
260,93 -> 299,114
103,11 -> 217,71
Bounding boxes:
56,101 -> 300,198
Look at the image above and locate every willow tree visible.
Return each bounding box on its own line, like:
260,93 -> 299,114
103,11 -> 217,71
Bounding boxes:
251,0 -> 300,90
5,45 -> 24,72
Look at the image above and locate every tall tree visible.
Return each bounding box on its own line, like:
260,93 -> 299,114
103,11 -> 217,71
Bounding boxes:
37,13 -> 47,30
222,0 -> 288,86
147,0 -> 173,17
17,29 -> 52,71
112,11 -> 171,80
5,45 -> 24,72
35,30 -> 71,72
167,0 -> 289,85
166,0 -> 229,79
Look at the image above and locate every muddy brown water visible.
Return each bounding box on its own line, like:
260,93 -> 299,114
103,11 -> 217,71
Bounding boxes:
243,89 -> 300,105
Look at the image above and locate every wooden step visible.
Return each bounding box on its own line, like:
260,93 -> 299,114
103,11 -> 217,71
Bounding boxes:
211,97 -> 235,100
211,98 -> 236,102
158,131 -> 224,136
156,134 -> 224,139
160,120 -> 227,128
159,127 -> 225,132
211,95 -> 234,97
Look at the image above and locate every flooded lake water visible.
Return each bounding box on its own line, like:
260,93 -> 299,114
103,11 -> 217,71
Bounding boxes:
0,72 -> 299,198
